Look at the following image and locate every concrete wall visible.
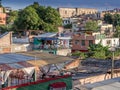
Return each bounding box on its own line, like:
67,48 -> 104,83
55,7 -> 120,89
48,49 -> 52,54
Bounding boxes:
11,44 -> 32,53
0,32 -> 12,53
0,32 -> 12,46
12,37 -> 29,43
57,49 -> 71,56
75,73 -> 120,85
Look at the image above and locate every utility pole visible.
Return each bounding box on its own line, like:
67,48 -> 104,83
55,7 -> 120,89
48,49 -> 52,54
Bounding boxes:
111,51 -> 114,79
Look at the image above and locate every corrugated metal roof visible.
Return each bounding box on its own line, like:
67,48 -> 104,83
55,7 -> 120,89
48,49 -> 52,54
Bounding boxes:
19,51 -> 74,67
0,32 -> 9,38
0,53 -> 35,64
36,33 -> 57,38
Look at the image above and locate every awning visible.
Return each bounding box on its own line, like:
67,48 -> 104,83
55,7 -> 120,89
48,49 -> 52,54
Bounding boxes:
40,37 -> 58,40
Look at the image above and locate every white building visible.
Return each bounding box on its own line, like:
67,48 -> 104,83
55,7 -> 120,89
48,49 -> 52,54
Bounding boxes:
95,38 -> 119,47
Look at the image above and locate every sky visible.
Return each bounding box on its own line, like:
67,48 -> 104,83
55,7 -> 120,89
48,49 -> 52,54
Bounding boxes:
2,0 -> 120,11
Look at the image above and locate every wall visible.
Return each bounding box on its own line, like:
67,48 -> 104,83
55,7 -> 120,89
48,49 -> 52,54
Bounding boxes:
76,72 -> 120,85
12,37 -> 29,43
57,49 -> 71,56
0,32 -> 12,53
11,44 -> 32,52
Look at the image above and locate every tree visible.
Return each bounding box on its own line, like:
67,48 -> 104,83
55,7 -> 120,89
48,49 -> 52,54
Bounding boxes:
113,14 -> 120,27
85,20 -> 98,32
115,25 -> 120,36
39,6 -> 62,32
7,10 -> 18,24
13,2 -> 62,32
88,44 -> 110,59
15,6 -> 40,30
104,13 -> 113,24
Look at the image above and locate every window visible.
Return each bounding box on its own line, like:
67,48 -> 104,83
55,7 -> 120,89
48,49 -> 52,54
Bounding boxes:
89,40 -> 93,46
106,40 -> 111,45
81,40 -> 85,46
75,40 -> 79,45
65,11 -> 67,14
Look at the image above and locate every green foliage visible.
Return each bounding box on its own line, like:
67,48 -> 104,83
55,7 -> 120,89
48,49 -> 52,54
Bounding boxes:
64,24 -> 72,29
15,6 -> 40,30
114,25 -> 120,37
104,13 -> 120,27
85,20 -> 98,31
104,13 -> 113,24
72,51 -> 86,59
72,44 -> 120,60
13,2 -> 62,32
113,14 -> 120,26
7,10 -> 18,24
88,44 -> 111,59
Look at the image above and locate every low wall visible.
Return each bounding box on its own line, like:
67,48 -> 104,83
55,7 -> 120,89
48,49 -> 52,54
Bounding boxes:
75,72 -> 120,85
57,49 -> 71,56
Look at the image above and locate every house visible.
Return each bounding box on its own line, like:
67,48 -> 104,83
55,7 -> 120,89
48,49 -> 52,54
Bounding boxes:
95,38 -> 119,47
100,24 -> 113,37
72,33 -> 95,52
33,33 -> 72,56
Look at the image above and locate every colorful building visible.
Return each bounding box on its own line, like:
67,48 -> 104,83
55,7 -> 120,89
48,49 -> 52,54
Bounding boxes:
33,33 -> 71,56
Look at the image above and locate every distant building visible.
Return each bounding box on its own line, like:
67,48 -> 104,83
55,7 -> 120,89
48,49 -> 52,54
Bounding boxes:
76,8 -> 98,16
58,7 -> 98,18
101,8 -> 120,18
4,7 -> 12,13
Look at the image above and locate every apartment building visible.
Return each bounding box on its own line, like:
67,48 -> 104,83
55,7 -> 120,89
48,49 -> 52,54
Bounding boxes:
58,7 -> 98,18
